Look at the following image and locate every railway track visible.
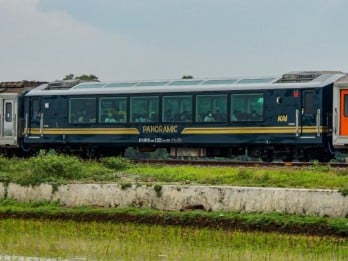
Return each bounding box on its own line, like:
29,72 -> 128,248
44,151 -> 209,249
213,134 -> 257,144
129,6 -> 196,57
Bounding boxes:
133,158 -> 348,168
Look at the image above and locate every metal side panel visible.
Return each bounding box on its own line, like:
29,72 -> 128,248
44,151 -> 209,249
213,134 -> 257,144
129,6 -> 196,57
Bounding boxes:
0,94 -> 19,147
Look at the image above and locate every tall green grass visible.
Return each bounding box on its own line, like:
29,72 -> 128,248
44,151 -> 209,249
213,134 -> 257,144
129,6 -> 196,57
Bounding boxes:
0,218 -> 346,260
0,152 -> 347,189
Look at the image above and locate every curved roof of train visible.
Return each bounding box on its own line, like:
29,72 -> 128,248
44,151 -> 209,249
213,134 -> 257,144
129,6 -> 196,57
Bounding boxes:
25,71 -> 346,96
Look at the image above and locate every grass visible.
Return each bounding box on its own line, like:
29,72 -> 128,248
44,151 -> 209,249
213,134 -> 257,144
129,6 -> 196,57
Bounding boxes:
0,153 -> 345,259
0,217 -> 346,260
0,199 -> 346,237
0,151 -> 347,190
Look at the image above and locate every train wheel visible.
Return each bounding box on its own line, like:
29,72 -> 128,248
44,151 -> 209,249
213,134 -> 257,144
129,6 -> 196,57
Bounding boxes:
261,151 -> 273,162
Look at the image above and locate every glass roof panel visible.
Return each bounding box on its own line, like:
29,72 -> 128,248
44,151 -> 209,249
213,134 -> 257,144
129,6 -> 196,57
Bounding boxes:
74,83 -> 106,89
202,79 -> 237,85
237,78 -> 275,84
169,80 -> 203,86
136,81 -> 169,87
104,82 -> 137,88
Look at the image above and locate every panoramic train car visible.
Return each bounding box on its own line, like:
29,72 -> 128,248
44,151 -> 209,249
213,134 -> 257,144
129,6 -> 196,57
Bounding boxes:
21,71 -> 344,161
0,81 -> 46,153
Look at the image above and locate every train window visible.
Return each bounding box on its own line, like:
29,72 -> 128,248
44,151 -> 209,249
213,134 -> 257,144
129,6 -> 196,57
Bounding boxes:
99,97 -> 127,123
69,98 -> 96,124
169,80 -> 203,86
31,98 -> 40,118
202,79 -> 237,85
163,96 -> 192,122
344,95 -> 348,117
130,96 -> 159,123
231,93 -> 264,122
304,91 -> 314,115
196,95 -> 227,122
136,81 -> 169,87
5,102 -> 12,122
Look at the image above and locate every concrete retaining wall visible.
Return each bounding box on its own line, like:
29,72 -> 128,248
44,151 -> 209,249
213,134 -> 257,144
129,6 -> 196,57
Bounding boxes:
2,182 -> 347,217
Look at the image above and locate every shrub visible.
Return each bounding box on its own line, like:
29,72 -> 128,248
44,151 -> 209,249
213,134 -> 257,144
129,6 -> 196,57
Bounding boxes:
27,150 -> 85,180
101,157 -> 131,171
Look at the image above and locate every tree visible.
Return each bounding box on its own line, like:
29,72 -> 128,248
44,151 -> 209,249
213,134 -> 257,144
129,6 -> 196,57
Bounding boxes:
76,74 -> 99,81
63,74 -> 99,81
63,74 -> 75,80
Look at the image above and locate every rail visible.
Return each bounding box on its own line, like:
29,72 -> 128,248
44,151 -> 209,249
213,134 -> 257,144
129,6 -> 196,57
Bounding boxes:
132,159 -> 348,168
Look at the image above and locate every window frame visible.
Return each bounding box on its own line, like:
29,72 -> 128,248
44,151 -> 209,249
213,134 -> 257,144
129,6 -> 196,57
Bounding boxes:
130,96 -> 159,123
68,97 -> 97,124
195,94 -> 228,123
162,95 -> 193,123
230,93 -> 264,122
99,97 -> 128,124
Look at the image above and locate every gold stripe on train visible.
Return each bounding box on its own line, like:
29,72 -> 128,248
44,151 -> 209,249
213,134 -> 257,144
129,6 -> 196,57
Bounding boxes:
28,128 -> 140,135
181,126 -> 327,135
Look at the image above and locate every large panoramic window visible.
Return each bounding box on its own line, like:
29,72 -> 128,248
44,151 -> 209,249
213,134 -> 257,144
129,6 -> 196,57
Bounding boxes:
99,97 -> 127,123
130,96 -> 159,123
162,95 -> 192,122
69,98 -> 96,124
196,95 -> 227,122
231,93 -> 264,122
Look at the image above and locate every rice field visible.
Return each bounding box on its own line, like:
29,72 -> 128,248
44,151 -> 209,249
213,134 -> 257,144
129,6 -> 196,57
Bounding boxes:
0,219 -> 346,260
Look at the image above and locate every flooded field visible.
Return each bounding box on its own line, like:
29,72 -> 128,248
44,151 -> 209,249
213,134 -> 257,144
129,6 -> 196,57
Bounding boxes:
0,219 -> 346,260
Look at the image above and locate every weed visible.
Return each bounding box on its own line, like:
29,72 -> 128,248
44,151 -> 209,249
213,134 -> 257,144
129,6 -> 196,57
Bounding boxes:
338,188 -> 348,197
311,161 -> 331,173
101,157 -> 131,171
121,183 -> 132,190
237,168 -> 252,179
154,184 -> 162,197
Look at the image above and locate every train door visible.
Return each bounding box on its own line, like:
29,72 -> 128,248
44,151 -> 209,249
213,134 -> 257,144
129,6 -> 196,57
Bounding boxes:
339,89 -> 348,136
27,97 -> 42,137
0,96 -> 17,146
299,90 -> 318,137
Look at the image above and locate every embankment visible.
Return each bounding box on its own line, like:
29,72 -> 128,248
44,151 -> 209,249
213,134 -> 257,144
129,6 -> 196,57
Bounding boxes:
1,183 -> 346,218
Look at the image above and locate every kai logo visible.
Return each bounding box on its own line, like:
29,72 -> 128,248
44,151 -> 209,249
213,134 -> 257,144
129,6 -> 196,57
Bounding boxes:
277,114 -> 288,122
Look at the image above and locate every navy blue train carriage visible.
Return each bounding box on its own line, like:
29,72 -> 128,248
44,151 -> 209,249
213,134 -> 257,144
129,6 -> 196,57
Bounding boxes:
2,71 -> 348,162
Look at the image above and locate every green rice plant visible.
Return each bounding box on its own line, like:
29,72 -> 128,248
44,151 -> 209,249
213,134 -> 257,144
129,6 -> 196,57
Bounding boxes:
0,218 -> 346,260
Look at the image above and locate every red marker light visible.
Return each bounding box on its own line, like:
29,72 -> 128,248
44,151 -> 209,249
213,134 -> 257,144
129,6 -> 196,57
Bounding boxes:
293,90 -> 299,97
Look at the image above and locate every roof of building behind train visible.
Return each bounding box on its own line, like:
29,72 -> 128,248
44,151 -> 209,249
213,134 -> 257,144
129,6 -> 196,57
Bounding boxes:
0,81 -> 47,94
25,71 -> 346,96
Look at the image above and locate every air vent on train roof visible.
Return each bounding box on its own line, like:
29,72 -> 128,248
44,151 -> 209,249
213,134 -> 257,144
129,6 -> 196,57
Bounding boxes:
46,80 -> 81,90
276,71 -> 321,83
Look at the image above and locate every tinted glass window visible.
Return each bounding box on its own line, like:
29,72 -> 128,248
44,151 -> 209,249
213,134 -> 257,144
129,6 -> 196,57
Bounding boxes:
169,80 -> 203,86
163,96 -> 192,122
130,96 -> 159,123
237,78 -> 275,84
5,102 -> 12,122
136,81 -> 169,87
196,95 -> 227,122
202,79 -> 237,85
345,95 -> 348,117
231,93 -> 264,122
31,99 -> 40,118
69,98 -> 96,124
304,91 -> 314,115
99,97 -> 127,123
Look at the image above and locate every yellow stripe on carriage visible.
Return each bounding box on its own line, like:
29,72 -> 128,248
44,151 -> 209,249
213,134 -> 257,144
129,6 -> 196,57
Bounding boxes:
181,126 -> 327,135
28,128 -> 140,135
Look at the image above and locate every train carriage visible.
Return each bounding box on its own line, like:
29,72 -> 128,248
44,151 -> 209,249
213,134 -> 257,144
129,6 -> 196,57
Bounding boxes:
20,71 -> 344,161
333,75 -> 348,151
0,81 -> 46,154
